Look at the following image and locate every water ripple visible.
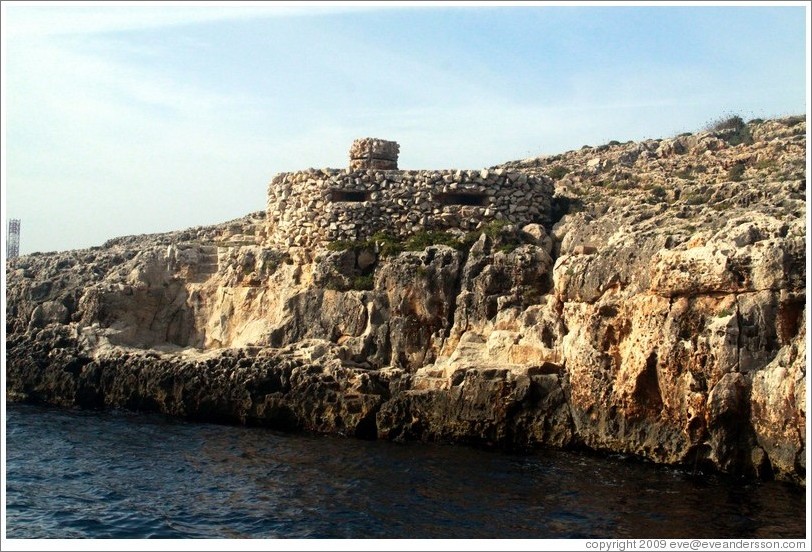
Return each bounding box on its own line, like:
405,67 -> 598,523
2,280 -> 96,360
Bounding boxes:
6,403 -> 806,539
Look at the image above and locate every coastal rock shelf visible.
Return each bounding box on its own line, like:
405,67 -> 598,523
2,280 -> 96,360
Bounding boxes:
6,118 -> 807,484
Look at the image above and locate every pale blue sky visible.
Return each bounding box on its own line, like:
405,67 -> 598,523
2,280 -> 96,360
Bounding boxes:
2,2 -> 808,254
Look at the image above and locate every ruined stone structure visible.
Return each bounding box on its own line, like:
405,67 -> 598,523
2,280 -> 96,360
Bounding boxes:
266,139 -> 554,248
349,138 -> 400,170
6,118 -> 807,485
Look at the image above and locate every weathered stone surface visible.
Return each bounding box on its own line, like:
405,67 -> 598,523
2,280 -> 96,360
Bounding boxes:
349,137 -> 400,169
349,158 -> 398,171
750,311 -> 806,483
374,246 -> 464,369
266,165 -> 554,249
377,367 -> 574,449
6,117 -> 806,484
6,327 -> 392,438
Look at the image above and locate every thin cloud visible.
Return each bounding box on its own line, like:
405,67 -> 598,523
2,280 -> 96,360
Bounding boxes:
3,4 -> 372,38
3,5 -> 806,254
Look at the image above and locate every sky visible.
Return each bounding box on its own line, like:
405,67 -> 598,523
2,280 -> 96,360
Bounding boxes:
1,1 -> 809,255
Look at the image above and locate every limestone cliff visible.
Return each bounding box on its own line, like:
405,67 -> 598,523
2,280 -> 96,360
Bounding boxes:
5,116 -> 806,484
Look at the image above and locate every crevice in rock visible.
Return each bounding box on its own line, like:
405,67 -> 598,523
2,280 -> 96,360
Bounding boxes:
735,294 -> 742,372
354,408 -> 379,440
633,350 -> 664,415
776,297 -> 804,345
441,246 -> 469,341
548,195 -> 583,229
558,369 -> 583,449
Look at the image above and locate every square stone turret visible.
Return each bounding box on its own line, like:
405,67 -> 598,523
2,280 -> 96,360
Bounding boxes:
349,138 -> 399,170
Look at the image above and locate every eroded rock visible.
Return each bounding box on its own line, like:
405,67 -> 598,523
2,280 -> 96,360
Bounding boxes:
6,117 -> 806,484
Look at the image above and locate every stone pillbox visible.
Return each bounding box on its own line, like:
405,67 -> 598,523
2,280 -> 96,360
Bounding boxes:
266,139 -> 554,249
350,138 -> 400,170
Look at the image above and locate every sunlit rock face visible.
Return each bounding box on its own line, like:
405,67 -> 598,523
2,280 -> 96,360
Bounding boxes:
6,117 -> 806,484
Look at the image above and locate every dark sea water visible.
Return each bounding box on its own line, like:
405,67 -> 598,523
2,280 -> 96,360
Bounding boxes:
5,403 -> 807,539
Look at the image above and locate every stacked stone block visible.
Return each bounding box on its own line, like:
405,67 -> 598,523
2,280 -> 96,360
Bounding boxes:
266,167 -> 553,249
349,138 -> 400,171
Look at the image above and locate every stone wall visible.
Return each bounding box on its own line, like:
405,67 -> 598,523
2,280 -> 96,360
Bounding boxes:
266,167 -> 554,249
349,138 -> 399,171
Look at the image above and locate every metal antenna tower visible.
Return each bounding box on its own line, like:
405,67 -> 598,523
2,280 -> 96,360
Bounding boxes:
7,219 -> 21,259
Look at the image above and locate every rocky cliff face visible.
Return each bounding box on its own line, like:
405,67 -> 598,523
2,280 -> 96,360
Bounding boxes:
6,116 -> 806,484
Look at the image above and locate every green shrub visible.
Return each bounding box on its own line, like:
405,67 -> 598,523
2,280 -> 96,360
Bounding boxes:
705,113 -> 752,146
322,279 -> 341,291
326,240 -> 356,252
683,192 -> 709,205
369,231 -> 404,257
351,274 -> 374,291
547,166 -> 569,180
607,140 -> 621,146
479,219 -> 522,253
781,115 -> 805,126
674,168 -> 694,180
482,219 -> 509,239
498,242 -> 519,254
327,232 -> 405,257
405,230 -> 460,251
727,163 -> 746,182
727,128 -> 753,146
454,232 -> 481,251
608,180 -> 634,190
325,274 -> 375,292
651,185 -> 667,198
707,114 -> 745,132
326,221 -> 524,260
